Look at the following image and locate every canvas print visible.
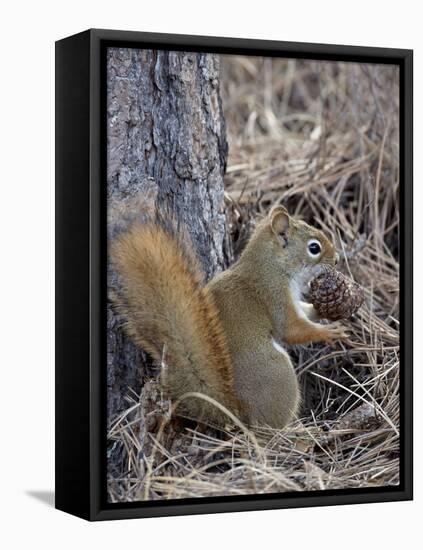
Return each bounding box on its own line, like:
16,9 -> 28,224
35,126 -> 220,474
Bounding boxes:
106,48 -> 399,503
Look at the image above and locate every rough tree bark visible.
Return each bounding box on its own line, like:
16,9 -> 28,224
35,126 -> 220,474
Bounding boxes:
106,48 -> 229,473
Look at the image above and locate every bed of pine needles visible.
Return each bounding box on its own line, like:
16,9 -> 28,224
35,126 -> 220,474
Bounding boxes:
107,57 -> 400,502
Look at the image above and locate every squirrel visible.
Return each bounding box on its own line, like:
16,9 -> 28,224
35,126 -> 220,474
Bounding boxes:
111,205 -> 346,430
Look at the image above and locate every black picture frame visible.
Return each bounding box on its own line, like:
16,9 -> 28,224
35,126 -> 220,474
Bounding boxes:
55,28 -> 413,521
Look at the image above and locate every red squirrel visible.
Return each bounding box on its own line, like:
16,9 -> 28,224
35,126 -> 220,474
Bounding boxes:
112,205 -> 345,428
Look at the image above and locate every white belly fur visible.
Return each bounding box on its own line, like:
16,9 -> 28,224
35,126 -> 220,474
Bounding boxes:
271,338 -> 291,361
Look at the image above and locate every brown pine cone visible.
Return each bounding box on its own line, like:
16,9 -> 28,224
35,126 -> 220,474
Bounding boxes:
309,269 -> 364,321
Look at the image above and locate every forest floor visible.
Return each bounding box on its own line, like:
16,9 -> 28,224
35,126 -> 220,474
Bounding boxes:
108,57 -> 400,501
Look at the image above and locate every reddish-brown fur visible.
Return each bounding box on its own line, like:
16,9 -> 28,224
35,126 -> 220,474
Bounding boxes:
111,224 -> 241,425
112,207 -> 345,429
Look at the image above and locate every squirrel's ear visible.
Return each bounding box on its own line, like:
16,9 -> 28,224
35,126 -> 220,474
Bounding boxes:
270,206 -> 290,246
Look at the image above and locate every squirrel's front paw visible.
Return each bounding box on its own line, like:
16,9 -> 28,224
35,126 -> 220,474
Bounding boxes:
323,322 -> 349,343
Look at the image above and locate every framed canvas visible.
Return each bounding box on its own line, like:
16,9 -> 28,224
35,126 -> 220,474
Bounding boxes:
55,28 -> 413,521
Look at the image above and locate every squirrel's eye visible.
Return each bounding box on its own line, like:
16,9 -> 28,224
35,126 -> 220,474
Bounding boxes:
307,239 -> 322,258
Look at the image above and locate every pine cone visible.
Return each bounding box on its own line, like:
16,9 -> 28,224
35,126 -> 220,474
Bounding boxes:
309,269 -> 364,321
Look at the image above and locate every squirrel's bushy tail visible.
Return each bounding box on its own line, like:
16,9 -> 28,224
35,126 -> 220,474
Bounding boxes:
111,223 -> 240,425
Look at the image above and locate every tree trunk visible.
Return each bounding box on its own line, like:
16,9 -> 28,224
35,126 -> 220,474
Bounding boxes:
106,48 -> 228,474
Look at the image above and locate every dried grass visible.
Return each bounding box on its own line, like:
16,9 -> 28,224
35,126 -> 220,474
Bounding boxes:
107,56 -> 400,502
